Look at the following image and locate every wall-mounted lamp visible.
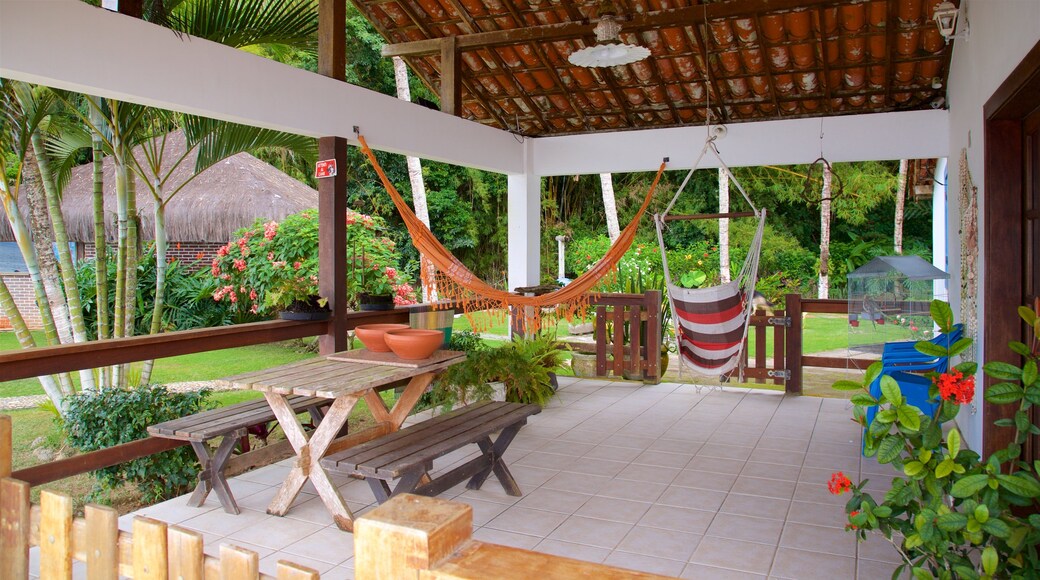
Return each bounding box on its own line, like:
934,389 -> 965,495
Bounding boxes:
933,1 -> 969,43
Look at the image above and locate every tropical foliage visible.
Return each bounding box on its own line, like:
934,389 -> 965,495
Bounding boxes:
831,302 -> 1040,578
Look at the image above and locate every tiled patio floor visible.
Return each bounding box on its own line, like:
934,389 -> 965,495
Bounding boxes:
117,377 -> 902,579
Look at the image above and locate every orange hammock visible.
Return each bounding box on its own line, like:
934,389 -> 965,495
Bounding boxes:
356,134 -> 666,327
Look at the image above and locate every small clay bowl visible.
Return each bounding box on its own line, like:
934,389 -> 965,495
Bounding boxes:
355,323 -> 409,352
384,329 -> 444,360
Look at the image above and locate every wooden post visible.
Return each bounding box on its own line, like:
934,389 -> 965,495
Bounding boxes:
0,415 -> 10,478
317,0 -> 349,355
116,0 -> 143,18
0,478 -> 30,579
773,309 -> 787,386
41,491 -> 74,580
168,526 -> 205,580
440,36 -> 461,115
645,290 -> 661,383
785,294 -> 803,394
85,505 -> 119,580
220,545 -> 259,579
354,494 -> 472,580
132,517 -> 168,580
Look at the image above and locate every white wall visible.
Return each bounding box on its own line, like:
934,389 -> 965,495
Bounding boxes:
945,0 -> 1040,452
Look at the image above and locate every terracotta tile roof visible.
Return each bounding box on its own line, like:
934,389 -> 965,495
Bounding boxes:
354,0 -> 955,137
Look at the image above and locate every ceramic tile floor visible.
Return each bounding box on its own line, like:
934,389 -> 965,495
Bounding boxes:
35,377 -> 907,579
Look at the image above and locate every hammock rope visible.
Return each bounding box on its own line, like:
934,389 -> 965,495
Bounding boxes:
355,134 -> 668,328
655,138 -> 767,381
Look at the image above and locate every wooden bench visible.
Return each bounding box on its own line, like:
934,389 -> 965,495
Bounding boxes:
321,400 -> 540,504
147,395 -> 330,514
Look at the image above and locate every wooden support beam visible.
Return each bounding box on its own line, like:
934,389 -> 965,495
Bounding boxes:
440,36 -> 461,115
116,0 -> 143,18
317,0 -> 348,355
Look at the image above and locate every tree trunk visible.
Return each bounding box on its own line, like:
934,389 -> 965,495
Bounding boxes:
393,56 -> 436,301
718,168 -> 731,283
599,173 -> 621,242
122,170 -> 140,386
32,132 -> 96,392
21,147 -> 74,347
139,195 -> 167,385
894,159 -> 908,255
112,133 -> 129,388
90,105 -> 111,387
818,164 -> 832,299
0,277 -> 66,411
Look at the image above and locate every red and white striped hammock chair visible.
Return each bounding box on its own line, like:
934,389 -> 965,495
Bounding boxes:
654,138 -> 767,382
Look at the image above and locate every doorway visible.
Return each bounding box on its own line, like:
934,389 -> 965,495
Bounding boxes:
982,40 -> 1040,460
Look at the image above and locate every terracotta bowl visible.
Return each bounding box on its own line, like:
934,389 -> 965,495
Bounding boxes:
384,329 -> 444,360
355,323 -> 409,352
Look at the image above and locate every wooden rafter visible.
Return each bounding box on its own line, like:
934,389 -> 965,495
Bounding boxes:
883,0 -> 899,107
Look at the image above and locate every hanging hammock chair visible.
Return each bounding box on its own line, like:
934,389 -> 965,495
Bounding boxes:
655,138 -> 767,382
355,133 -> 668,329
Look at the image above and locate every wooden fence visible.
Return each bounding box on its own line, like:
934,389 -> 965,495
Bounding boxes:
592,291 -> 663,384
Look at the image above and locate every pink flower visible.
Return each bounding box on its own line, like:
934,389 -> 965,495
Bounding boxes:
293,261 -> 302,270
249,303 -> 259,314
233,259 -> 246,272
211,259 -> 221,277
229,291 -> 238,303
263,221 -> 279,240
346,213 -> 356,225
217,245 -> 229,257
384,267 -> 397,281
249,289 -> 258,301
268,252 -> 275,261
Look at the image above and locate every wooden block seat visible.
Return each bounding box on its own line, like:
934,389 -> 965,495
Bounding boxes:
147,395 -> 330,514
321,400 -> 541,504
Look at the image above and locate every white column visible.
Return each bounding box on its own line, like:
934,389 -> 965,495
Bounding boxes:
933,157 -> 949,299
507,140 -> 540,292
555,235 -> 568,282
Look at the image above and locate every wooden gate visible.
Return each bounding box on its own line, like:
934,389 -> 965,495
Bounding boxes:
742,309 -> 790,387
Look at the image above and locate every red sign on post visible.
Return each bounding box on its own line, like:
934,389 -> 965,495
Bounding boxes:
315,159 -> 337,179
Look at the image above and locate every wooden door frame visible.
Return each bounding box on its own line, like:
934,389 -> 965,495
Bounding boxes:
981,40 -> 1040,457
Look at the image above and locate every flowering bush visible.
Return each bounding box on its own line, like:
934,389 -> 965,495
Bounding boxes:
210,209 -> 417,315
831,300 -> 1040,578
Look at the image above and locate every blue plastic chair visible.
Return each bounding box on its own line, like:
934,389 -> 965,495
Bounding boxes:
881,324 -> 963,360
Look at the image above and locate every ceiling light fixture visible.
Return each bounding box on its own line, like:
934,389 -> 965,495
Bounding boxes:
932,1 -> 969,43
568,0 -> 650,68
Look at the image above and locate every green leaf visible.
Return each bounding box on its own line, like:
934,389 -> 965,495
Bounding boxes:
877,409 -> 897,424
872,506 -> 892,518
951,474 -> 989,497
904,461 -> 925,477
832,379 -> 863,391
996,474 -> 1040,497
877,436 -> 904,463
880,375 -> 902,404
947,428 -> 961,458
914,341 -> 949,358
974,504 -> 989,523
982,545 -> 998,576
1019,305 -> 1038,326
935,458 -> 954,478
1016,410 -> 1032,433
864,362 -> 883,389
981,518 -> 1011,539
1009,341 -> 1032,356
930,300 -> 954,331
1023,360 -> 1037,387
985,361 -> 1023,381
947,337 -> 973,357
851,393 -> 879,407
935,512 -> 968,531
985,383 -> 1024,405
911,567 -> 931,580
923,422 -> 943,449
955,361 -> 978,376
897,405 -> 921,432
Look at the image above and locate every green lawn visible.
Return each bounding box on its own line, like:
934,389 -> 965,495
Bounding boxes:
0,331 -> 316,398
745,313 -> 922,358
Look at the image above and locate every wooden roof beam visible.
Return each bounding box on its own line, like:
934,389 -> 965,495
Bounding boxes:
381,0 -> 848,58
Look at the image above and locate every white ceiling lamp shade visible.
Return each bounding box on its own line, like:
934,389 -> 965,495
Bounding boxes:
568,1 -> 651,68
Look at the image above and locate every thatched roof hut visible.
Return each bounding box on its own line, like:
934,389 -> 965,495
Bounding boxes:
1,131 -> 316,243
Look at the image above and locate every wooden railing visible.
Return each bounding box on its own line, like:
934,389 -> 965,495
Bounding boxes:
0,416 -> 323,579
741,310 -> 789,387
784,294 -> 875,394
592,290 -> 663,384
353,493 -> 676,579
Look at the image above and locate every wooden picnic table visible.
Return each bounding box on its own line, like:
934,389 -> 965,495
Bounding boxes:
218,349 -> 465,531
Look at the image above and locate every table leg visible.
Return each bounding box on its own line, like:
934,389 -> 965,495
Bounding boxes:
187,429 -> 245,515
388,372 -> 436,429
265,392 -> 359,531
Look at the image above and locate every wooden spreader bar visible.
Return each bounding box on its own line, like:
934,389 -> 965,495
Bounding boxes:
661,211 -> 756,222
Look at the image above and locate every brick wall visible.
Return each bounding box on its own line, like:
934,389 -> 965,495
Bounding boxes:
0,273 -> 42,330
1,241 -> 224,330
83,242 -> 222,273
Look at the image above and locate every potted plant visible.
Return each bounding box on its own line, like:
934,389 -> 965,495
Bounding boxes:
433,334 -> 565,409
347,236 -> 417,311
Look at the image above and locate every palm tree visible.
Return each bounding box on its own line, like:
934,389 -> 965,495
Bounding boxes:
718,168 -> 730,283
599,173 -> 620,242
894,159 -> 908,254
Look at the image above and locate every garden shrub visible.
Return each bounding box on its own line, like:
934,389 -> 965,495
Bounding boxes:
210,209 -> 417,315
63,385 -> 210,503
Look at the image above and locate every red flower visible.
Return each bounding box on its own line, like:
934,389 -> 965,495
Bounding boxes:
249,289 -> 258,301
828,471 -> 852,495
847,510 -> 860,530
233,258 -> 247,272
217,245 -> 229,257
293,261 -> 302,270
263,221 -> 279,240
934,371 -> 975,405
196,252 -> 205,260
